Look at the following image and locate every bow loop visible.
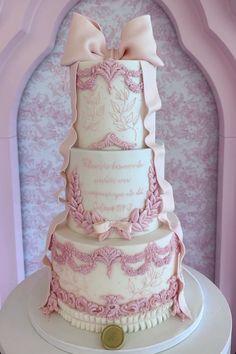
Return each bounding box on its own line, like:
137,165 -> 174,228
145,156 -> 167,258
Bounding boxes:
61,13 -> 164,67
119,15 -> 164,67
93,220 -> 132,240
61,13 -> 106,65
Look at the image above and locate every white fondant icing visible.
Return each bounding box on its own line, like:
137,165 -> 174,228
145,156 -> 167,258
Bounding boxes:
76,61 -> 146,149
66,147 -> 160,236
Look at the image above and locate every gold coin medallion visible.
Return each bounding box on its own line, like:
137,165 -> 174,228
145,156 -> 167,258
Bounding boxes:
101,324 -> 125,350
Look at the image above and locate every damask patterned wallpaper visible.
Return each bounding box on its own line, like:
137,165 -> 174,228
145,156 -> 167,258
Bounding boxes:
18,0 -> 218,279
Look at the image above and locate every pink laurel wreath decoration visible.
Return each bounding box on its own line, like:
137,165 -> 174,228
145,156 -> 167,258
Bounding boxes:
76,60 -> 144,94
129,163 -> 161,232
68,171 -> 105,234
89,132 -> 136,150
50,233 -> 179,278
67,163 -> 162,240
42,271 -> 186,321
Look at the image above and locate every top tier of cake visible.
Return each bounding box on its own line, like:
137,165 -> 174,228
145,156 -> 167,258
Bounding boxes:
74,60 -> 147,150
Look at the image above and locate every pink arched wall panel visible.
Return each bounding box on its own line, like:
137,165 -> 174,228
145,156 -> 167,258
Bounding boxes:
0,0 -> 236,350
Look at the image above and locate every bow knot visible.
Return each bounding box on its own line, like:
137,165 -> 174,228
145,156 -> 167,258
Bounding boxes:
105,48 -> 119,60
61,13 -> 164,67
93,220 -> 132,241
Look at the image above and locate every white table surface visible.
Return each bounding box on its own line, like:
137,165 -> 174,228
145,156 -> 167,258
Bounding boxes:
0,266 -> 232,354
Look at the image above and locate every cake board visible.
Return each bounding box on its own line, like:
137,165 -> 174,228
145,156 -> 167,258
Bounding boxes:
28,266 -> 204,354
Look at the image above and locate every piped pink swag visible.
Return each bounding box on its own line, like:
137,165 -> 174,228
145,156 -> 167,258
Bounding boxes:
42,13 -> 191,320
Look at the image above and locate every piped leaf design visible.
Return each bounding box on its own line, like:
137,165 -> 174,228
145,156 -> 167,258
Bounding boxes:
110,87 -> 141,142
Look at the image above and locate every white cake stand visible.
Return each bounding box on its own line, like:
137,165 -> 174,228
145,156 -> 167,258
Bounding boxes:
28,267 -> 204,354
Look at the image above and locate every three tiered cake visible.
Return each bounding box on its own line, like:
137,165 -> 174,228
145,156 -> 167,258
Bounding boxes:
42,13 -> 191,334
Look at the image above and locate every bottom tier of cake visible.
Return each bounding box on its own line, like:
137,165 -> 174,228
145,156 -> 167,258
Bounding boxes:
42,225 -> 186,333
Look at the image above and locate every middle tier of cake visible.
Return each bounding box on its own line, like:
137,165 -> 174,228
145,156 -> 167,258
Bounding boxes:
66,147 -> 165,239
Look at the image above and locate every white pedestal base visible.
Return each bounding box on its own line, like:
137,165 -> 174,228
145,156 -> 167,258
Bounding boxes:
28,267 -> 204,354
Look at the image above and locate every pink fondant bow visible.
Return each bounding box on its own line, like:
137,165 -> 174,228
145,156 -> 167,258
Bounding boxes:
61,13 -> 164,67
93,220 -> 132,241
